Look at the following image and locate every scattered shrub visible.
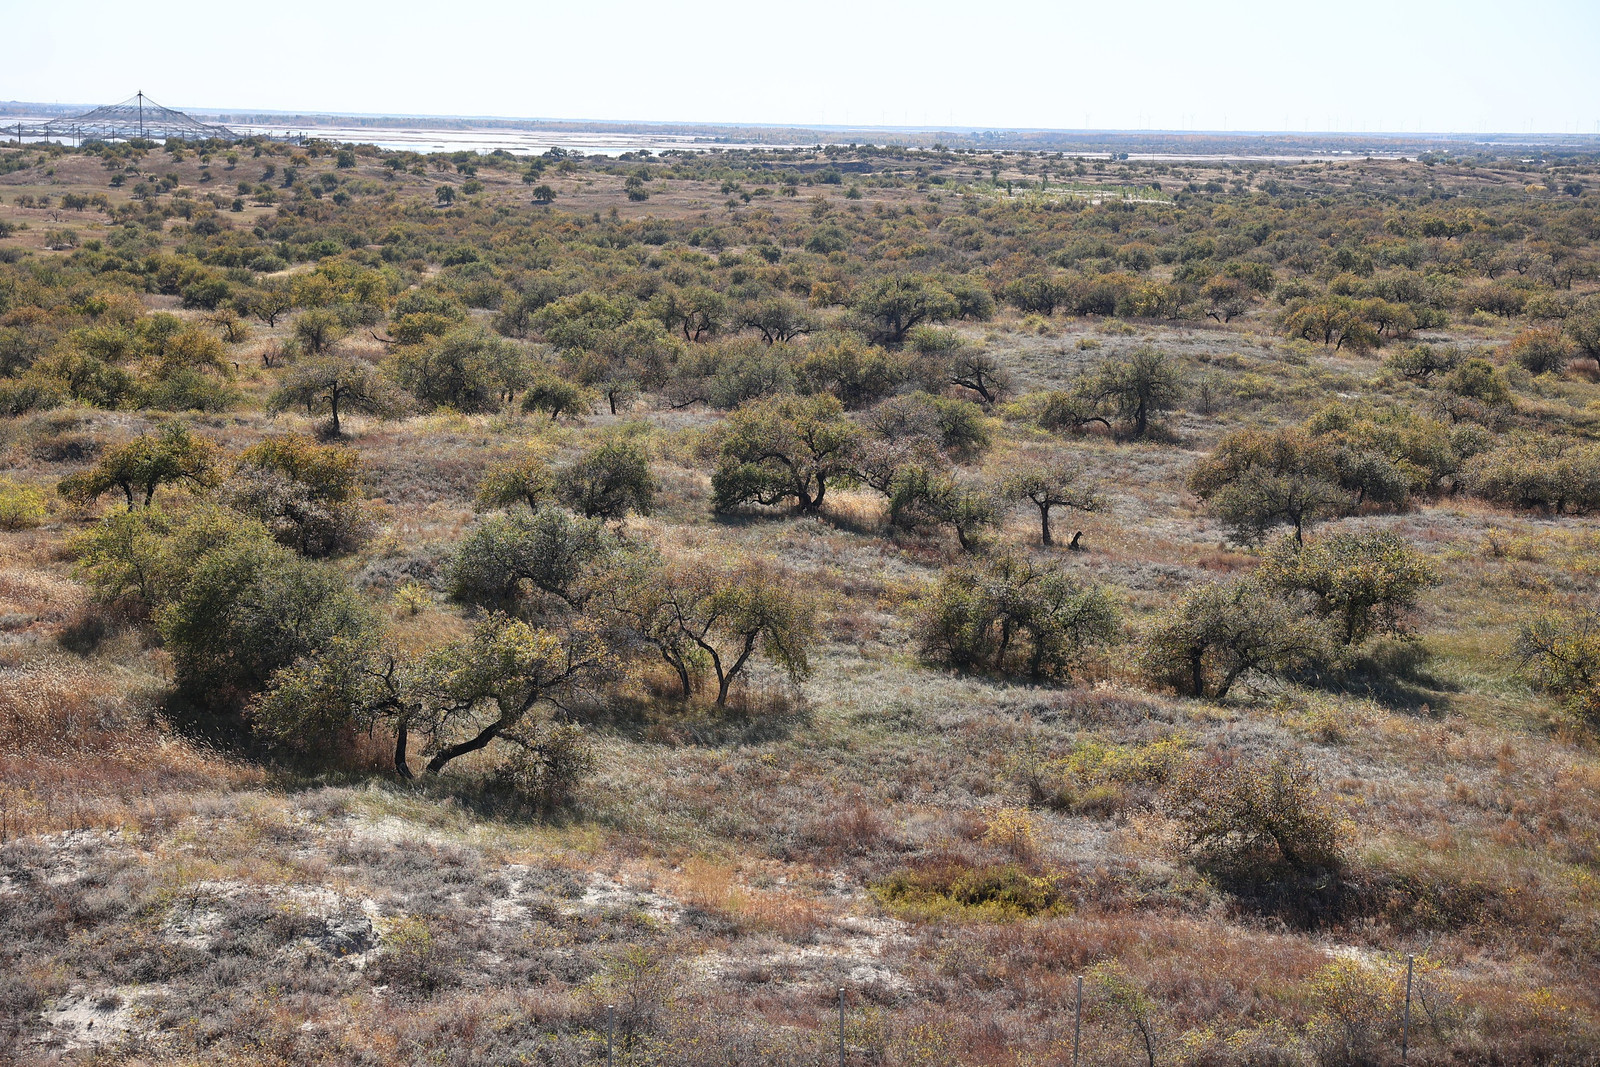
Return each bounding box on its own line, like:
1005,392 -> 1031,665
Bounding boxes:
0,478 -> 48,530
1166,750 -> 1348,873
918,555 -> 1118,680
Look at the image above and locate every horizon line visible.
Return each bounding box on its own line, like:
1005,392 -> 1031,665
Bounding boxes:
3,98 -> 1599,143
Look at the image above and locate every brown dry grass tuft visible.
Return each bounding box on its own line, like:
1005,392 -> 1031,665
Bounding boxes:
0,656 -> 260,841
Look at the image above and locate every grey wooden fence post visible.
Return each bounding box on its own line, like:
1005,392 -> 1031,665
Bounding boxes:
1074,974 -> 1083,1067
607,1003 -> 615,1067
1401,955 -> 1414,1063
838,986 -> 846,1067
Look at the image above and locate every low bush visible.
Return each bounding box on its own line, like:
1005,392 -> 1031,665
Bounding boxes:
1166,750 -> 1349,874
873,858 -> 1066,921
0,478 -> 47,530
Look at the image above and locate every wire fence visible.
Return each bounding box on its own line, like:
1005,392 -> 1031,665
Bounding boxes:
585,954 -> 1431,1067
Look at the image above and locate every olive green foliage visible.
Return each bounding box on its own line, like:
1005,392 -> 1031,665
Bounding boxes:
918,555 -> 1119,679
1435,357 -> 1513,425
412,613 -> 615,774
873,862 -> 1065,921
71,503 -> 266,618
792,335 -> 908,409
864,391 -> 991,461
292,308 -> 347,356
1567,304 -> 1600,368
390,289 -> 468,344
386,326 -> 527,413
58,424 -> 219,509
449,505 -> 616,617
1303,401 -> 1481,503
269,356 -> 408,437
1072,347 -> 1185,439
603,556 -> 816,705
1167,750 -> 1348,872
1187,427 -> 1352,544
1140,580 -> 1328,698
1507,327 -> 1575,375
557,438 -> 657,521
1466,438 -> 1600,514
857,390 -> 991,495
1003,458 -> 1104,546
475,454 -> 555,511
711,393 -> 860,513
852,274 -> 959,345
521,370 -> 596,421
1382,343 -> 1461,384
1255,531 -> 1437,647
669,337 -> 796,411
1282,296 -> 1384,352
146,517 -> 373,709
887,466 -> 998,551
1514,607 -> 1600,728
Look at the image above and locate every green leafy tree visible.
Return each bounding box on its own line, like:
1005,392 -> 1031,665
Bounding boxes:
449,505 -> 616,617
1187,427 -> 1353,544
243,285 -> 293,328
220,432 -> 371,557
1514,606 -> 1600,728
157,533 -> 375,710
1255,531 -> 1436,647
386,326 -> 527,413
649,285 -> 727,343
864,391 -> 991,461
269,356 -> 408,437
58,424 -> 219,509
1139,580 -> 1328,699
853,274 -> 960,345
414,613 -> 613,774
738,295 -> 816,344
1002,272 -> 1070,315
711,393 -> 860,513
1076,347 -> 1184,440
521,370 -> 596,421
792,335 -> 909,409
608,558 -> 815,705
292,308 -> 348,356
943,347 -> 1011,407
251,634 -> 422,775
476,454 -> 556,511
887,466 -> 999,552
917,555 -> 1119,679
71,503 -> 266,619
1465,438 -> 1600,514
1507,327 -> 1575,375
558,438 -> 657,521
1003,458 -> 1105,547
1565,305 -> 1600,371
1382,343 -> 1461,385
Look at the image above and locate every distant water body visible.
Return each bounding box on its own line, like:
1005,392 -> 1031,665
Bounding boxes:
228,124 -> 805,156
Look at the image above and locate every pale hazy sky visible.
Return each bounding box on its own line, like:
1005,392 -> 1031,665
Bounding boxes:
5,0 -> 1598,134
